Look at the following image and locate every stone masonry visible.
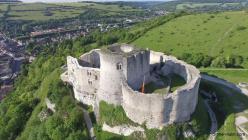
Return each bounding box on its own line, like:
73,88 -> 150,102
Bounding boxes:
61,44 -> 201,129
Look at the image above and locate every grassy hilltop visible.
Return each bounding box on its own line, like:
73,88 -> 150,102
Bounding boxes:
132,11 -> 248,83
133,11 -> 248,58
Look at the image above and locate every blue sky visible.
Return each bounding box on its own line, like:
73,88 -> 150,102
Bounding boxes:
21,0 -> 172,3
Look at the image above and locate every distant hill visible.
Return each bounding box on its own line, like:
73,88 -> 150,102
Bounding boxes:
179,0 -> 246,3
0,0 -> 21,2
153,0 -> 248,12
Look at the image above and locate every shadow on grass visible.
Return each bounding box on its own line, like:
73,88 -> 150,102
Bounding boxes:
200,80 -> 248,139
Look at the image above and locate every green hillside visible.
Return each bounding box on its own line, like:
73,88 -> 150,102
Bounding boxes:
133,11 -> 248,58
200,68 -> 248,84
132,11 -> 248,83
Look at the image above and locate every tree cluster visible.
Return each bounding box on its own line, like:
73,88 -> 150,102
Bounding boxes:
179,53 -> 245,68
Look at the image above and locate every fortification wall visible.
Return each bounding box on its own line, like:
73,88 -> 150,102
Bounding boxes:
124,50 -> 150,90
121,51 -> 201,128
64,47 -> 200,129
122,80 -> 170,128
79,50 -> 100,68
67,56 -> 100,106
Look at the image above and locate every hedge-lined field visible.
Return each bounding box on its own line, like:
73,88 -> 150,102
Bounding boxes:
3,2 -> 140,21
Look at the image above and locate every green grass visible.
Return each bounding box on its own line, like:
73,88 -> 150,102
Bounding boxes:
200,69 -> 248,84
10,3 -> 58,11
88,3 -> 137,12
7,3 -> 85,21
133,11 -> 248,58
144,74 -> 186,94
99,101 -> 137,126
190,96 -> 210,139
145,75 -> 169,94
176,2 -> 241,10
3,2 -> 140,21
176,3 -> 221,10
0,4 -> 8,11
96,96 -> 210,140
217,113 -> 239,140
201,81 -> 248,140
0,4 -> 8,17
170,74 -> 186,92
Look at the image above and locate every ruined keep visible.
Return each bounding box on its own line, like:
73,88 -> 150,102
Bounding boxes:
61,44 -> 201,129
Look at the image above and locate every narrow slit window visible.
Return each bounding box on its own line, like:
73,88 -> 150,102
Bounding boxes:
87,71 -> 91,76
88,79 -> 92,85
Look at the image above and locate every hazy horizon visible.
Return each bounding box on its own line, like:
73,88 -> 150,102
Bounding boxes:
20,0 -> 173,3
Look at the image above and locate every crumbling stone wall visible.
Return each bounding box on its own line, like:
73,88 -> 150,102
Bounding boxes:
121,51 -> 201,129
62,46 -> 201,129
79,50 -> 100,68
124,50 -> 150,90
67,56 -> 100,106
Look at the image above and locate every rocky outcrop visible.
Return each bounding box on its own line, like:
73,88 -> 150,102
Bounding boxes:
102,123 -> 144,136
45,98 -> 56,112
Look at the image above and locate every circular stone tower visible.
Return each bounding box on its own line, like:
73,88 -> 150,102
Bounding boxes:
97,46 -> 125,105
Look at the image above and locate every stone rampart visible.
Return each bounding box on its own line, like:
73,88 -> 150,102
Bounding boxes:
62,45 -> 201,129
67,56 -> 100,106
121,51 -> 201,128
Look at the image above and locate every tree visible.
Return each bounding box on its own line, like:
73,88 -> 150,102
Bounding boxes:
226,55 -> 243,68
211,56 -> 227,68
201,55 -> 213,67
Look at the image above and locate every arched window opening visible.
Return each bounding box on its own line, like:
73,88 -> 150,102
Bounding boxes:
116,63 -> 122,70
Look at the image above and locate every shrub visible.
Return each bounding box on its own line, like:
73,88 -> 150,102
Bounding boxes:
211,56 -> 227,68
236,26 -> 247,31
99,101 -> 137,126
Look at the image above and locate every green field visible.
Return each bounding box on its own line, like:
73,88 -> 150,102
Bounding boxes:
201,69 -> 248,84
201,81 -> 248,140
133,11 -> 248,58
3,2 -> 139,21
145,75 -> 170,94
175,2 -> 240,10
176,3 -> 221,10
0,4 -> 8,17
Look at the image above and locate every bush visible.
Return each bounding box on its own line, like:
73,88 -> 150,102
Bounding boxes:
226,55 -> 243,68
211,56 -> 227,68
179,53 -> 213,68
236,26 -> 247,31
99,101 -> 137,126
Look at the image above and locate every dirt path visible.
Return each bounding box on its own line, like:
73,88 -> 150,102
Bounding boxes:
209,25 -> 236,56
204,100 -> 218,140
82,108 -> 96,140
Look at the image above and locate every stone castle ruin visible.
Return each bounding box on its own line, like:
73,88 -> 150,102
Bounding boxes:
61,44 -> 201,129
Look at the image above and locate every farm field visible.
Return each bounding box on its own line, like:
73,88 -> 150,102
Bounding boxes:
176,3 -> 221,10
200,68 -> 248,84
0,4 -> 8,17
133,11 -> 248,58
176,2 -> 240,10
3,2 -> 140,21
